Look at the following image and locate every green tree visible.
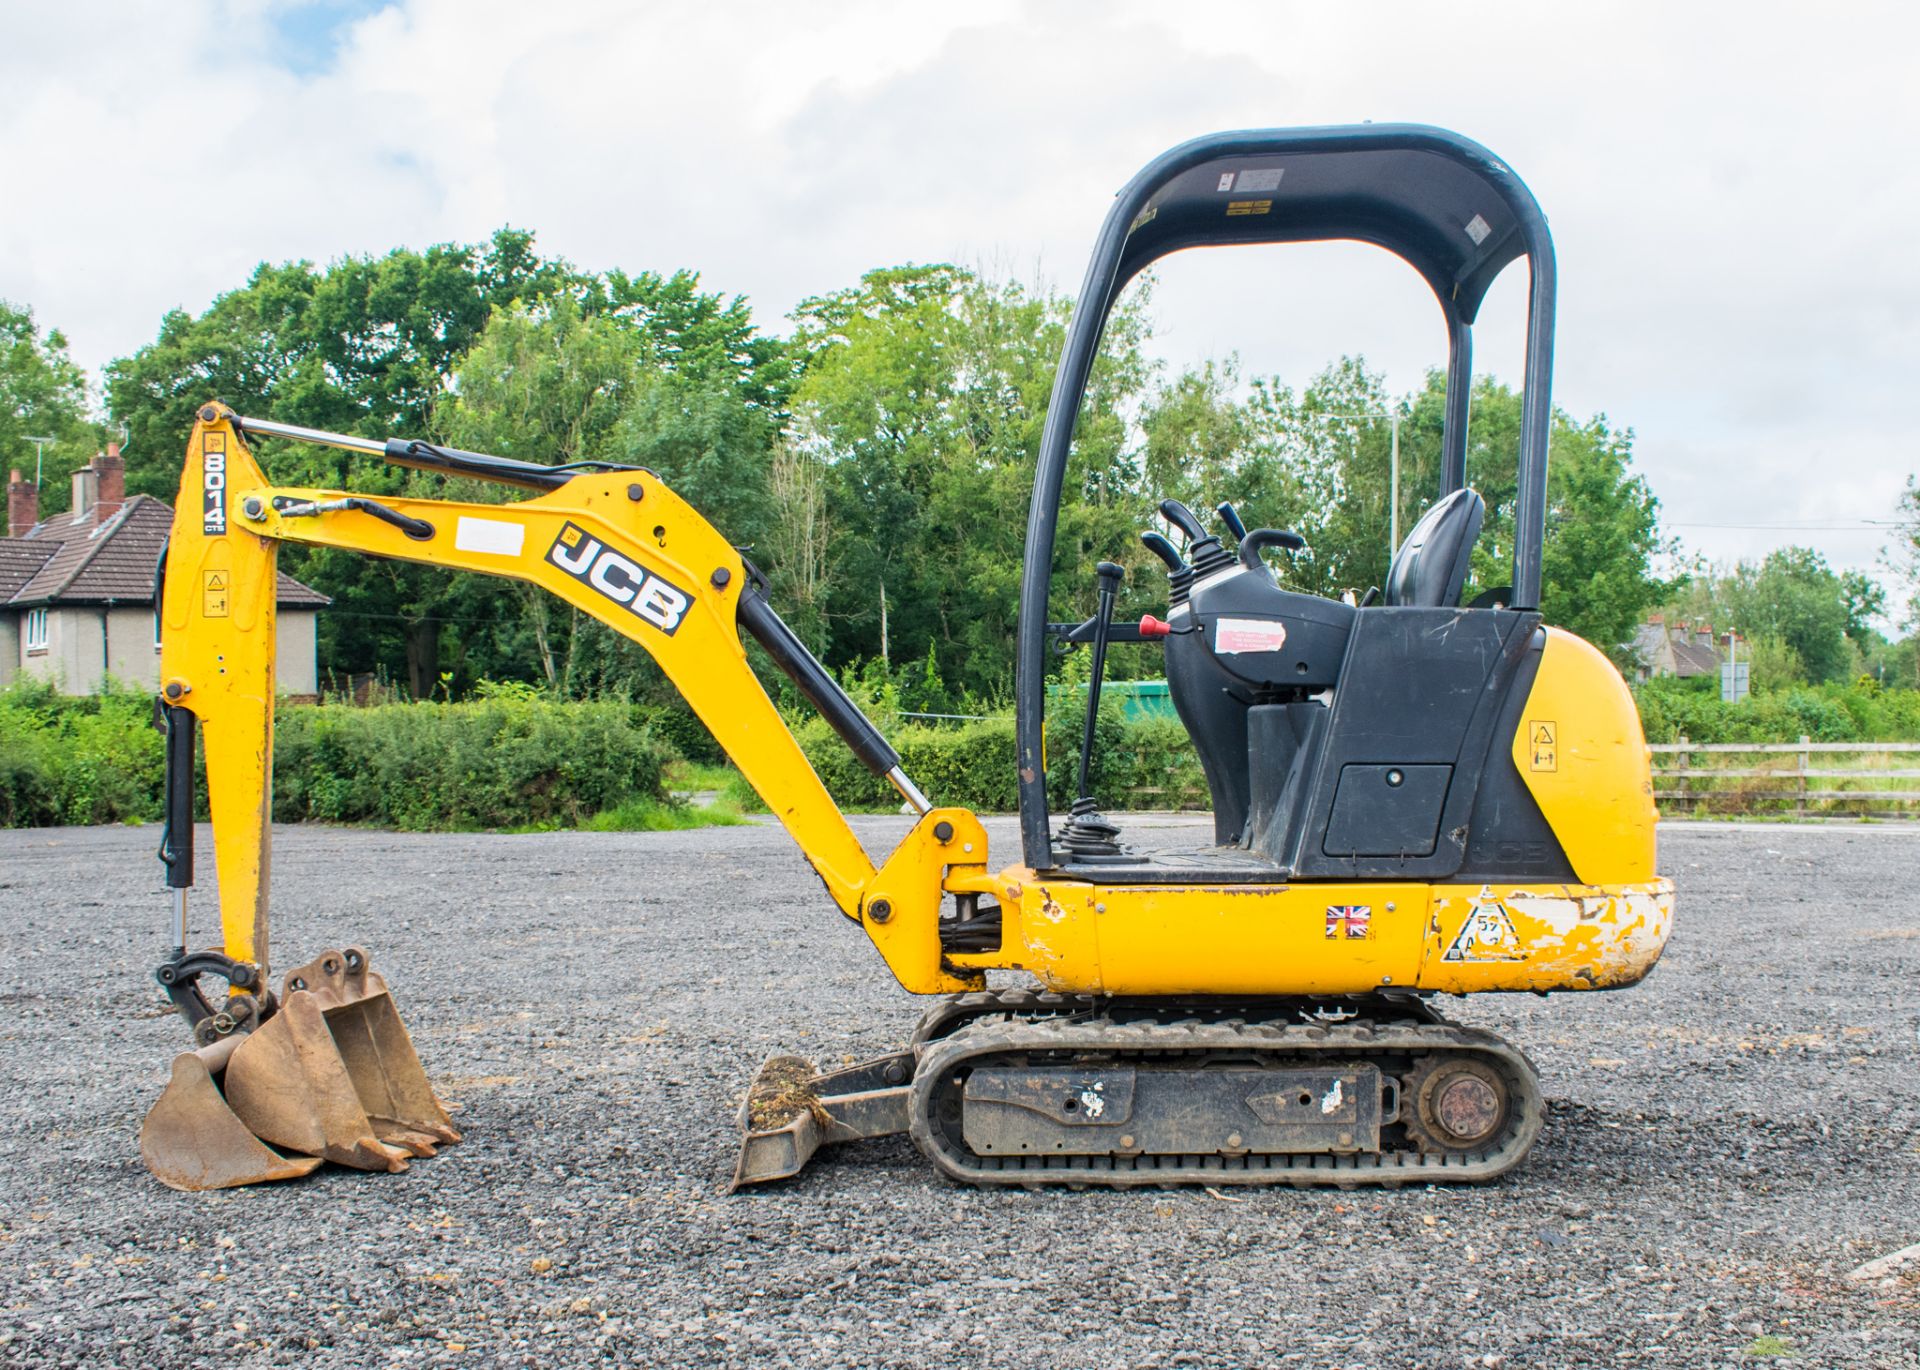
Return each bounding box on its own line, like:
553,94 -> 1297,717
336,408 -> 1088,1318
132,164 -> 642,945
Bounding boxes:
788,264 -> 1152,697
105,230 -> 588,694
1718,547 -> 1854,684
1,301 -> 97,518
104,234 -> 783,697
436,291 -> 782,696
1160,361 -> 1669,654
1840,569 -> 1888,650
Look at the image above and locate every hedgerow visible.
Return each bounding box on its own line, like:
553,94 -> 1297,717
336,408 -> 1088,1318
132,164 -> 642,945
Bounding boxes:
271,692 -> 671,830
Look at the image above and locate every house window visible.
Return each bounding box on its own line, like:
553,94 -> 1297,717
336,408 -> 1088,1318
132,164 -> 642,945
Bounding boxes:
25,607 -> 49,654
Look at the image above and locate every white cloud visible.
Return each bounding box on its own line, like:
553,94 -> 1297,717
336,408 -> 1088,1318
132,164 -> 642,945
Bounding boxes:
1,0 -> 1915,580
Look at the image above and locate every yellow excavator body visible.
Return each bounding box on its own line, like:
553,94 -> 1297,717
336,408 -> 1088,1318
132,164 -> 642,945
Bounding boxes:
139,124 -> 1676,1192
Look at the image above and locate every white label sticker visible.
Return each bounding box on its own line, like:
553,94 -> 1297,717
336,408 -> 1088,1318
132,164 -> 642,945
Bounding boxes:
1464,213 -> 1492,245
1237,167 -> 1284,193
454,516 -> 525,557
1215,618 -> 1288,654
1216,171 -> 1236,192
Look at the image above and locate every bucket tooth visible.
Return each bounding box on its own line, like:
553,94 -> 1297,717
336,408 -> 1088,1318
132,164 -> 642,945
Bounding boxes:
219,947 -> 457,1175
141,1051 -> 325,1192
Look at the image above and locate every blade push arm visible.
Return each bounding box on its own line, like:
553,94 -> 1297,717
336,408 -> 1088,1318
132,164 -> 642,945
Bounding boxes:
160,404 -> 978,995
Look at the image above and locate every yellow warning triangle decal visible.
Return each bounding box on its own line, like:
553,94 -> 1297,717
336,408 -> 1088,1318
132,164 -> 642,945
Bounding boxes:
1531,723 -> 1554,743
206,572 -> 227,590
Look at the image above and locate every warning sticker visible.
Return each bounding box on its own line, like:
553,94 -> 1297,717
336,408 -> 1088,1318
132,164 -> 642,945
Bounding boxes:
1236,168 -> 1284,193
1216,171 -> 1236,192
1215,617 -> 1288,654
1528,721 -> 1557,772
1443,897 -> 1528,962
202,570 -> 229,619
1464,213 -> 1492,245
1225,199 -> 1272,217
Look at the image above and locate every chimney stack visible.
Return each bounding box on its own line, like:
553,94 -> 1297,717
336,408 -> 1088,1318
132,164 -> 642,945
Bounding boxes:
94,442 -> 126,521
71,462 -> 98,520
1696,623 -> 1713,649
7,469 -> 37,538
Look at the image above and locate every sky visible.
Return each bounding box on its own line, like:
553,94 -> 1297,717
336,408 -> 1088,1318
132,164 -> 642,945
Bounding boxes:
2,0 -> 1916,595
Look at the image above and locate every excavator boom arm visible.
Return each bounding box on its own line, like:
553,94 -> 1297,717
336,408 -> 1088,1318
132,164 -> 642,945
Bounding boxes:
159,405 -> 941,986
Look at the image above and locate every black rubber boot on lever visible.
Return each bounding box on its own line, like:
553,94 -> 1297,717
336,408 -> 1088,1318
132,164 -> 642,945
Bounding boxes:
1056,560 -> 1127,860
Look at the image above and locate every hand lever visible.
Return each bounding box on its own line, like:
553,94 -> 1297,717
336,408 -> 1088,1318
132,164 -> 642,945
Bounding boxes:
1237,528 -> 1308,572
1215,502 -> 1248,542
1075,561 -> 1126,807
1139,530 -> 1184,571
1158,499 -> 1209,545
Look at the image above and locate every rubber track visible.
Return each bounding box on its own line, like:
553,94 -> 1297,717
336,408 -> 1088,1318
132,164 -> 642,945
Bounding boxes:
906,1011 -> 1542,1190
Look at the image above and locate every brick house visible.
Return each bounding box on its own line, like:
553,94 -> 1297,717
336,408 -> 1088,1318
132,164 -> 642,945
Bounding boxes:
1629,613 -> 1732,682
1,447 -> 327,694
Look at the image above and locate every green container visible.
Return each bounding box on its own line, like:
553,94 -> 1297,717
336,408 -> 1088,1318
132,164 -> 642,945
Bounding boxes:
1050,679 -> 1177,722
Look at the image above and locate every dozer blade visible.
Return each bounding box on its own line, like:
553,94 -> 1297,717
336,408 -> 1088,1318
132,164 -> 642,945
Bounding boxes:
731,1051 -> 913,1190
142,1048 -> 327,1191
220,946 -> 459,1175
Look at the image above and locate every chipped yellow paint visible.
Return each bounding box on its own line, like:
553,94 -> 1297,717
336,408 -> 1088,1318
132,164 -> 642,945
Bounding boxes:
1419,881 -> 1674,992
964,875 -> 1672,997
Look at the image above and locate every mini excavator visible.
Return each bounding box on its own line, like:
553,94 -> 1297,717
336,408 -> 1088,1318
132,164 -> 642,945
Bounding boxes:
141,125 -> 1672,1192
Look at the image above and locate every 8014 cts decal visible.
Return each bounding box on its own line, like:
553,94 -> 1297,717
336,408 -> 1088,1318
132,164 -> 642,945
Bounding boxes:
546,522 -> 691,635
202,434 -> 227,535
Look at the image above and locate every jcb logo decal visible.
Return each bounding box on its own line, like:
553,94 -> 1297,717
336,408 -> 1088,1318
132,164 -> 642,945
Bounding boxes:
202,435 -> 227,535
546,522 -> 690,635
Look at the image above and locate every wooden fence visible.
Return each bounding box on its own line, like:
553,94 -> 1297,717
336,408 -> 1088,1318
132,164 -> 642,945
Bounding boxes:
1651,738 -> 1920,819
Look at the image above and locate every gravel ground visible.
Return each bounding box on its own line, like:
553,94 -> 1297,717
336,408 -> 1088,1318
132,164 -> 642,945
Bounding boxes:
1,815 -> 1916,1369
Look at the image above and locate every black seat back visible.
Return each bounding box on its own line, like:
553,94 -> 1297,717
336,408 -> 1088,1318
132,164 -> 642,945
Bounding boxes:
1383,488 -> 1484,607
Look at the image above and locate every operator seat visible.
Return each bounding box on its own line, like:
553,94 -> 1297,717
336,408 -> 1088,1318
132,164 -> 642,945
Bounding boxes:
1383,488 -> 1484,608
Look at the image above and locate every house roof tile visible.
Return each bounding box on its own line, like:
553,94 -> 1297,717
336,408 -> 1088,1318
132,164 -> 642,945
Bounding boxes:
0,541 -> 57,601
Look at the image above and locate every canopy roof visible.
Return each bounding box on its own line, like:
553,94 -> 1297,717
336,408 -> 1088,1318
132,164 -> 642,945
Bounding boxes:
1107,124 -> 1545,324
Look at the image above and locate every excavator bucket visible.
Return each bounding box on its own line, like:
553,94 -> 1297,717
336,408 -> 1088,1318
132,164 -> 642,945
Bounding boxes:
139,947 -> 458,1190
141,1047 -> 325,1192
224,947 -> 460,1170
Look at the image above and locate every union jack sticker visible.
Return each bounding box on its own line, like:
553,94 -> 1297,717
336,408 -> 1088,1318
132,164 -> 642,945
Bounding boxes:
1325,904 -> 1371,939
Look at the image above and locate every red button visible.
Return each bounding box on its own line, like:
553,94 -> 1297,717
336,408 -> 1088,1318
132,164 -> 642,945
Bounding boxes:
1139,615 -> 1173,639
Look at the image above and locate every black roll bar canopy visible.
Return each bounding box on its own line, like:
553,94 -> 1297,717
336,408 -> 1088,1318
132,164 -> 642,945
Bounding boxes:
1014,124 -> 1559,870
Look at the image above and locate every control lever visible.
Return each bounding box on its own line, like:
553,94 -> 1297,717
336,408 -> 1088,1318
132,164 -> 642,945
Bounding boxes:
1215,502 -> 1248,542
1159,500 -> 1232,577
1158,499 -> 1208,544
1139,530 -> 1184,572
1058,561 -> 1127,860
1237,527 -> 1308,572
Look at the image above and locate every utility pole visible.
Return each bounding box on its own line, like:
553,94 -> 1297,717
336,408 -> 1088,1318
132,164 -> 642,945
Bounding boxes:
879,581 -> 890,666
22,435 -> 55,486
1314,411 -> 1403,559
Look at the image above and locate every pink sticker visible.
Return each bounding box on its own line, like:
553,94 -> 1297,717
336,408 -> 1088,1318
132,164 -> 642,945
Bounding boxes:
1215,617 -> 1288,654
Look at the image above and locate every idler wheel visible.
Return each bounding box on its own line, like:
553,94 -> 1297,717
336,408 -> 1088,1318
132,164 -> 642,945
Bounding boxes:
1404,1056 -> 1510,1153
